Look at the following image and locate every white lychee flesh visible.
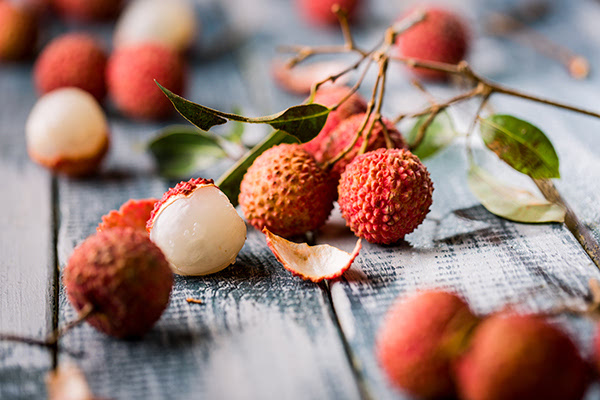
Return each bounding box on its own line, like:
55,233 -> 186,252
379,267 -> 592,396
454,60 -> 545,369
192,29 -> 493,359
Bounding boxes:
114,0 -> 198,52
150,185 -> 247,276
25,87 -> 108,174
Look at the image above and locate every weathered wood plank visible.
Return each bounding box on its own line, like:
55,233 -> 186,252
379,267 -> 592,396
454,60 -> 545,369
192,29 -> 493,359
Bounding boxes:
323,1 -> 600,398
56,52 -> 361,399
0,65 -> 54,398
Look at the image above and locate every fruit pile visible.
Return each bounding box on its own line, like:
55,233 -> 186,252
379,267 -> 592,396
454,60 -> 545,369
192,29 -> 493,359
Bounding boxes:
377,290 -> 592,400
0,0 -> 197,176
239,85 -> 434,245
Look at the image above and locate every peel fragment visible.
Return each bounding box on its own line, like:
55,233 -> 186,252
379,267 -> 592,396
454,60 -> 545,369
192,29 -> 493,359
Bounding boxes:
97,198 -> 158,233
264,228 -> 361,282
46,364 -> 94,400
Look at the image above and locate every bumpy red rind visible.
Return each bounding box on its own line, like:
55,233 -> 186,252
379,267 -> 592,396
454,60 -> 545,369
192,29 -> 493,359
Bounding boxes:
97,198 -> 158,233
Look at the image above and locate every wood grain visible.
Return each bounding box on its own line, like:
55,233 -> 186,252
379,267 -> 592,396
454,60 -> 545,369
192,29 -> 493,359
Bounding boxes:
0,65 -> 54,398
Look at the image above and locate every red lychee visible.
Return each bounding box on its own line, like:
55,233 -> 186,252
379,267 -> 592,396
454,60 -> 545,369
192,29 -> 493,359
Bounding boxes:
338,148 -> 433,244
396,7 -> 470,81
97,198 -> 158,233
376,290 -> 478,399
63,228 -> 173,338
107,43 -> 185,120
302,86 -> 367,163
0,2 -> 38,61
297,0 -> 361,26
455,314 -> 589,400
34,33 -> 107,101
239,143 -> 336,238
320,113 -> 407,182
50,0 -> 122,21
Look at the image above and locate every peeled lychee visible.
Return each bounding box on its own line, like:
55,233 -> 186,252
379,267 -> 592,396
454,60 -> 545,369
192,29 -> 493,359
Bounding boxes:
0,2 -> 38,61
297,0 -> 361,26
50,0 -> 122,21
26,87 -> 109,176
239,143 -> 337,238
455,314 -> 588,400
376,291 -> 478,399
302,86 -> 367,163
114,0 -> 198,53
338,148 -> 433,244
63,228 -> 173,338
107,43 -> 185,120
147,178 -> 247,276
34,33 -> 107,101
396,7 -> 470,80
320,113 -> 407,181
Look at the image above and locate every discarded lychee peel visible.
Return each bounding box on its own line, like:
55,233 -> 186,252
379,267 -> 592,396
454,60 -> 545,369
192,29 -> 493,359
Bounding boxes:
97,198 -> 158,233
271,59 -> 350,95
46,363 -> 94,400
146,177 -> 214,233
264,228 -> 361,282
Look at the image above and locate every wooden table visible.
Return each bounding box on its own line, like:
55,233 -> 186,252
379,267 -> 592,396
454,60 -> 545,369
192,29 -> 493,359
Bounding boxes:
2,0 -> 600,398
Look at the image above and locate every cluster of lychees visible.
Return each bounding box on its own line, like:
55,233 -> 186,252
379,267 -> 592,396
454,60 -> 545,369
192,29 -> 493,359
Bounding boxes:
238,86 -> 434,245
0,0 -> 196,176
377,290 -> 592,400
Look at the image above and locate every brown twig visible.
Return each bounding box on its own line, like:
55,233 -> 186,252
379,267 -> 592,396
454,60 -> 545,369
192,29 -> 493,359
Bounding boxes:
186,297 -> 203,304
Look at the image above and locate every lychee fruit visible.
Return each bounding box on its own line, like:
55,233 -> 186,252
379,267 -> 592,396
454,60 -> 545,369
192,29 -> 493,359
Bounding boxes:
147,178 -> 247,276
376,290 -> 479,399
114,0 -> 198,53
297,0 -> 362,26
106,43 -> 185,120
63,228 -> 173,338
97,198 -> 158,233
338,148 -> 433,244
239,143 -> 337,238
50,0 -> 122,21
455,313 -> 589,400
320,113 -> 407,182
0,2 -> 38,61
302,86 -> 367,163
34,33 -> 107,101
26,87 -> 109,176
396,7 -> 470,81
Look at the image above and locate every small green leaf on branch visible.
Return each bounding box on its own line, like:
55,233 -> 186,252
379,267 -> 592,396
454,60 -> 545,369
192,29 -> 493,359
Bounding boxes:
479,115 -> 560,179
157,82 -> 329,140
217,130 -> 299,206
149,125 -> 227,178
467,165 -> 566,223
407,111 -> 458,159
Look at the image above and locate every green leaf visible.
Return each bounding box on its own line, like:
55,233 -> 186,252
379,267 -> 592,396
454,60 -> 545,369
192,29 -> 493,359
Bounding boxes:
467,165 -> 565,223
157,82 -> 329,141
225,107 -> 245,144
479,115 -> 560,179
148,125 -> 227,179
406,111 -> 458,159
217,130 -> 299,207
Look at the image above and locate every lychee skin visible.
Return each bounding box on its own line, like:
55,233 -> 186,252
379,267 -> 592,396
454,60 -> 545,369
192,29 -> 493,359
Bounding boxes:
51,0 -> 122,21
338,148 -> 432,244
0,2 -> 38,61
239,143 -> 336,238
64,228 -> 173,338
396,7 -> 470,81
321,113 -> 407,182
455,314 -> 588,400
302,86 -> 367,163
376,291 -> 478,399
34,33 -> 107,101
107,43 -> 185,120
297,0 -> 361,26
